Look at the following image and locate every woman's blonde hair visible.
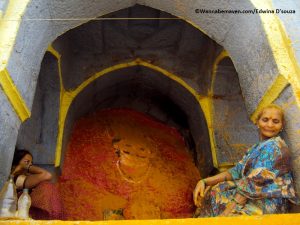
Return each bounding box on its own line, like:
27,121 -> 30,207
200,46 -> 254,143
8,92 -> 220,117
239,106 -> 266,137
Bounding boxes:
255,104 -> 285,124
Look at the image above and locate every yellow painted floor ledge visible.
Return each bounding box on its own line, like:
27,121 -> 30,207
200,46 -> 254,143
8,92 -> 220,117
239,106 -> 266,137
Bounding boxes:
2,214 -> 300,225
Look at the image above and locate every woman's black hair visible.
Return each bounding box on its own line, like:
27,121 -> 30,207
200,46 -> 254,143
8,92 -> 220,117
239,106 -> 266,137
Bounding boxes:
12,149 -> 32,166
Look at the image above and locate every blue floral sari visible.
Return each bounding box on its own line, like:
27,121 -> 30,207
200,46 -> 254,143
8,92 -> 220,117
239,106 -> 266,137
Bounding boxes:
197,136 -> 298,216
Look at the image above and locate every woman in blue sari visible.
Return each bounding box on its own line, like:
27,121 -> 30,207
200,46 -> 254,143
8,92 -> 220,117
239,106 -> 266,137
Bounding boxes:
193,104 -> 298,216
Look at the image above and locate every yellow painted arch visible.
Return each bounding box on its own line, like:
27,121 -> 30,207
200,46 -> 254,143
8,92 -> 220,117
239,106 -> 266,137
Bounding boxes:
184,0 -> 300,122
52,57 -> 216,167
0,0 -> 31,122
0,68 -> 30,121
0,0 -> 298,134
250,0 -> 300,121
1,0 -> 298,169
44,3 -> 300,169
208,50 -> 230,168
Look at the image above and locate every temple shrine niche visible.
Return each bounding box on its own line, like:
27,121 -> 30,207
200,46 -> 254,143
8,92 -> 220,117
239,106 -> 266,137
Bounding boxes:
1,1 -> 300,223
57,109 -> 200,220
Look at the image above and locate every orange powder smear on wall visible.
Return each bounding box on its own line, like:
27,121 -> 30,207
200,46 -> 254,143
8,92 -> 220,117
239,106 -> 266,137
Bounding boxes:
58,108 -> 201,220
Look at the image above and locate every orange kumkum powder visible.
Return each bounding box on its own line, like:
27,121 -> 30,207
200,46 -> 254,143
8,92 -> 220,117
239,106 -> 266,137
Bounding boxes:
58,109 -> 201,220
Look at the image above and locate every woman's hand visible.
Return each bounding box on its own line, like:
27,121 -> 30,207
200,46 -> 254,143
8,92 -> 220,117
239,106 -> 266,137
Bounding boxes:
193,179 -> 211,207
11,164 -> 25,176
193,172 -> 233,208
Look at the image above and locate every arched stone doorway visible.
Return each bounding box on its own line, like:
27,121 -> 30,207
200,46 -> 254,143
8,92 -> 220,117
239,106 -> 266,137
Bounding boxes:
16,4 -> 257,174
1,0 -> 300,206
12,5 -> 260,219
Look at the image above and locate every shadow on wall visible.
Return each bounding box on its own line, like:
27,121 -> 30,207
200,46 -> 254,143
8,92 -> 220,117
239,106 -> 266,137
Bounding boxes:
212,57 -> 258,167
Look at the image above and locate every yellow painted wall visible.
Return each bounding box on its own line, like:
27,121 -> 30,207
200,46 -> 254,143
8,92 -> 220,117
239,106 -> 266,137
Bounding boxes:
2,213 -> 300,225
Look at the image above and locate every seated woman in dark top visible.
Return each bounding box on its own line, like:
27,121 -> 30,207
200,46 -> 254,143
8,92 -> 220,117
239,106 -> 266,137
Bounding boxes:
193,104 -> 298,216
11,149 -> 52,190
